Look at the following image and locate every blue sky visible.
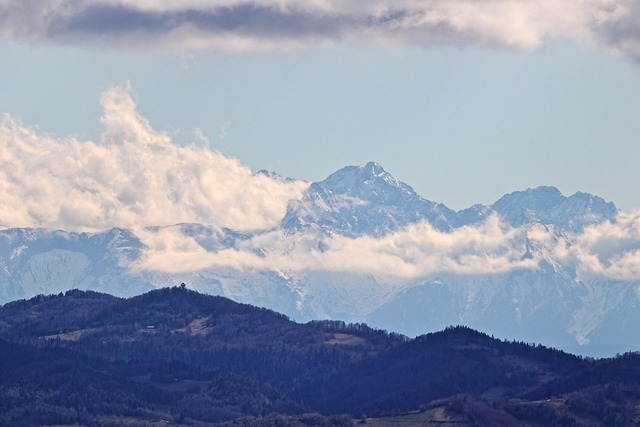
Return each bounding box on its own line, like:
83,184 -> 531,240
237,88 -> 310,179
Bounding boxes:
1,0 -> 640,212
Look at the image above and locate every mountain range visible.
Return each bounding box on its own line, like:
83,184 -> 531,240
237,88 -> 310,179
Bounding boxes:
0,161 -> 636,356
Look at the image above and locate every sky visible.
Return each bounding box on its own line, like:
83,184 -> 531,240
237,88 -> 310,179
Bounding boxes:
0,0 -> 639,214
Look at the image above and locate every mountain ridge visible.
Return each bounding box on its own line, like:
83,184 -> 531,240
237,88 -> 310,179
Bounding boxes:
282,162 -> 618,236
281,161 -> 457,237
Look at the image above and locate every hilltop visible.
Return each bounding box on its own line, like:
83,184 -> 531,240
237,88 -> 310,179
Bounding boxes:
2,287 -> 640,425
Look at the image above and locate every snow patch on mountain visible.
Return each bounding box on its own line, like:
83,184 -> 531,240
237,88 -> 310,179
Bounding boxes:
20,249 -> 92,296
282,161 -> 456,237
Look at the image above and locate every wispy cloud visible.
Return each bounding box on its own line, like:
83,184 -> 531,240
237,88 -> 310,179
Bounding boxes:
135,210 -> 640,283
0,83 -> 308,231
135,215 -> 538,279
280,215 -> 535,278
0,0 -> 638,60
561,210 -> 640,280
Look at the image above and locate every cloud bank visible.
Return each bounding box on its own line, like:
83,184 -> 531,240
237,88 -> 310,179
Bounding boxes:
135,213 -> 640,282
0,0 -> 639,59
0,83 -> 308,231
135,215 -> 536,279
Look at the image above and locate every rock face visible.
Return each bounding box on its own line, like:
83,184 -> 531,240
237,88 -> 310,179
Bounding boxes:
0,162 -> 636,357
490,186 -> 617,232
281,161 -> 456,236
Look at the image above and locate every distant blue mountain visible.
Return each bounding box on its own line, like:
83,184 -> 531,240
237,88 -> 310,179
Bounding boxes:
281,161 -> 457,237
491,186 -> 617,231
282,162 -> 617,236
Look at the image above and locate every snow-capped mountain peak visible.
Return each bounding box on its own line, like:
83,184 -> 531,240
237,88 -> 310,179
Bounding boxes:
320,161 -> 415,199
281,162 -> 455,237
491,186 -> 617,231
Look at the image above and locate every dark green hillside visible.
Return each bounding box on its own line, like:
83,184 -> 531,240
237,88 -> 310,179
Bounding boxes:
310,326 -> 584,415
2,287 -> 640,426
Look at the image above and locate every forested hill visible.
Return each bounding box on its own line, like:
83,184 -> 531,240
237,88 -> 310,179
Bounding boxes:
2,287 -> 640,426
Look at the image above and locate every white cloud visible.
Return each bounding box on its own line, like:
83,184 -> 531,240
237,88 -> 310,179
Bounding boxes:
293,215 -> 535,278
562,210 -> 640,280
0,0 -> 638,60
135,214 -> 538,279
133,227 -> 267,273
0,83 -> 308,232
133,207 -> 640,283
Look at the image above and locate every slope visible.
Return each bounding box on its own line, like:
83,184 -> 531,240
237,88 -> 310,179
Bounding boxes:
3,288 -> 640,425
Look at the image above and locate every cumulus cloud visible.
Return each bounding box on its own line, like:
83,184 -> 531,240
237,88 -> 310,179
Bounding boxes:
563,210 -> 640,280
0,83 -> 308,231
592,0 -> 640,61
4,83 -> 537,281
0,0 -> 638,59
281,215 -> 535,278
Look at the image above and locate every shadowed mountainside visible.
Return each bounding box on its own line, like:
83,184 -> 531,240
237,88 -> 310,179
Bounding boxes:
1,287 -> 640,426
